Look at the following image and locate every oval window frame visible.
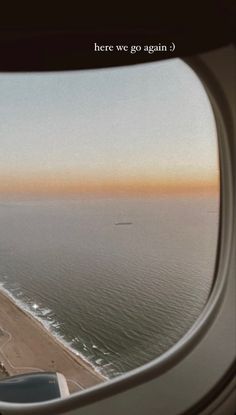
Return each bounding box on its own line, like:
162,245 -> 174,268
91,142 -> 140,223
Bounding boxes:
0,45 -> 235,415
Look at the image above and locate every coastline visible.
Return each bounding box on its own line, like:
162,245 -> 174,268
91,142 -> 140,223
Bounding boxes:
0,289 -> 105,394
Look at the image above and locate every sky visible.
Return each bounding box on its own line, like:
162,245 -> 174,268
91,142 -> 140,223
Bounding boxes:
0,59 -> 219,198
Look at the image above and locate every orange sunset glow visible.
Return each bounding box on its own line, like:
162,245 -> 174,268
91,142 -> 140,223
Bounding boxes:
0,173 -> 218,198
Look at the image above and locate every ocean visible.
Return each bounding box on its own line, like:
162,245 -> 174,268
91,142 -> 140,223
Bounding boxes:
0,195 -> 219,378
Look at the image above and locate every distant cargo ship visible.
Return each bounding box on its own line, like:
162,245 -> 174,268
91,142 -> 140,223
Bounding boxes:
115,222 -> 133,226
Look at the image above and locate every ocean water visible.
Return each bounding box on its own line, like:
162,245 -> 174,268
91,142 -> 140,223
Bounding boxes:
0,195 -> 219,378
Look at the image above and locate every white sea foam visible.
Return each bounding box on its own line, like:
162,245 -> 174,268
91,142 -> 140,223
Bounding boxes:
39,307 -> 51,316
0,282 -> 109,379
16,291 -> 23,297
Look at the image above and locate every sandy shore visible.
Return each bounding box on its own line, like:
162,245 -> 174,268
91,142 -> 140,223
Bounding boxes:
0,290 -> 105,394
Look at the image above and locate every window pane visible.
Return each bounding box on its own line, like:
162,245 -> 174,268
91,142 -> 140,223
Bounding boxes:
0,60 -> 219,396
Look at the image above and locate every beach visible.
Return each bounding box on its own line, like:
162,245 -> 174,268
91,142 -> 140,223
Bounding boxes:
0,290 -> 104,394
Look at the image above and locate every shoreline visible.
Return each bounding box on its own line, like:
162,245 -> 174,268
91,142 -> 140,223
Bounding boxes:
0,288 -> 105,394
0,285 -> 107,379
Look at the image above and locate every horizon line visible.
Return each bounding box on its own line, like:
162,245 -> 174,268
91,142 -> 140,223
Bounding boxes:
0,176 -> 219,198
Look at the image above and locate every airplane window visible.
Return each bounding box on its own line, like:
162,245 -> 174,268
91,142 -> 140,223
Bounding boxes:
0,59 -> 220,400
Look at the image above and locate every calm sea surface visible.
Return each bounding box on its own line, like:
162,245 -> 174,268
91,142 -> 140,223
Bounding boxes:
0,195 -> 219,378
